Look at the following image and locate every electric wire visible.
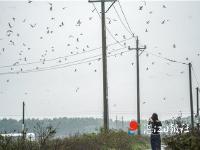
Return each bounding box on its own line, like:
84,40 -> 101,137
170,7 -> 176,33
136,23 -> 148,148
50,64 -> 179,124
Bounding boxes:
117,0 -> 134,36
191,65 -> 200,88
92,3 -> 125,48
0,46 -> 133,75
0,37 -> 134,69
113,5 -> 133,36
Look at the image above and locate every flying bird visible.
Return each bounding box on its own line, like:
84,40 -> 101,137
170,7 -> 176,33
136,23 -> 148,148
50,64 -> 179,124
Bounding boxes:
22,19 -> 26,23
59,22 -> 64,27
30,23 -> 37,28
123,35 -> 126,39
161,20 -> 165,24
76,19 -> 81,26
8,22 -> 13,28
149,11 -> 153,14
49,3 -> 53,11
7,30 -> 13,36
75,87 -> 79,92
62,7 -> 67,10
139,6 -> 143,10
9,40 -> 15,45
146,20 -> 150,24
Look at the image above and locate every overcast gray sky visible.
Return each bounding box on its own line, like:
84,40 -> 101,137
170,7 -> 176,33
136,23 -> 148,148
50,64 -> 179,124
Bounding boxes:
0,0 -> 200,121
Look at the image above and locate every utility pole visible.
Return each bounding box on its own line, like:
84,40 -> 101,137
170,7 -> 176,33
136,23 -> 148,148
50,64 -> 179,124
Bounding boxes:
196,87 -> 199,116
128,37 -> 146,135
121,116 -> 124,130
189,63 -> 194,130
22,101 -> 25,140
115,115 -> 118,129
88,0 -> 116,131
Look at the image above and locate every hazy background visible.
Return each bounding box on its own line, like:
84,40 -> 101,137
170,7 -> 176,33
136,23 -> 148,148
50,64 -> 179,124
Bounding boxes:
0,0 -> 200,121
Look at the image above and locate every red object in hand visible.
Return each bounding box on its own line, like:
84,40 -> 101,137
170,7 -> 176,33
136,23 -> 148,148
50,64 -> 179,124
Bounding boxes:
129,120 -> 138,131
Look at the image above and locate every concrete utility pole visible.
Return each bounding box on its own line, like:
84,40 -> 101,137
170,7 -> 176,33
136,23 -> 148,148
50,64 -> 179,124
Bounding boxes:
22,101 -> 25,140
88,0 -> 116,131
121,116 -> 124,130
189,63 -> 194,130
115,115 -> 118,129
128,36 -> 146,135
196,87 -> 199,116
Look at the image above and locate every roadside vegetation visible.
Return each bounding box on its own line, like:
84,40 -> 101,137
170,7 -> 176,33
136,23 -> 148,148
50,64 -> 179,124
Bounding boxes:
0,127 -> 150,150
163,116 -> 200,150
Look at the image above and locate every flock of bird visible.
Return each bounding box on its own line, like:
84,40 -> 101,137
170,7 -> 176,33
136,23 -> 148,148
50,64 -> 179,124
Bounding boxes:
0,1 -> 199,106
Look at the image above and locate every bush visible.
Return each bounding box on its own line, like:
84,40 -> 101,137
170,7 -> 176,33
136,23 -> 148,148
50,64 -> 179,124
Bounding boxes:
0,129 -> 150,150
163,116 -> 200,150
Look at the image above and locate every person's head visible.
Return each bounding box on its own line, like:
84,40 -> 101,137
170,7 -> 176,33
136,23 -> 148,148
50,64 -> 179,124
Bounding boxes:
151,113 -> 158,122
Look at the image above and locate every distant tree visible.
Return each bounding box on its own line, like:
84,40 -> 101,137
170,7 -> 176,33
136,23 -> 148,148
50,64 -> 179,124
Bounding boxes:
33,122 -> 56,149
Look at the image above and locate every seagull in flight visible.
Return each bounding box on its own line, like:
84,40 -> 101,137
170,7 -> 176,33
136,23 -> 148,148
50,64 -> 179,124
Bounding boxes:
139,6 -> 143,10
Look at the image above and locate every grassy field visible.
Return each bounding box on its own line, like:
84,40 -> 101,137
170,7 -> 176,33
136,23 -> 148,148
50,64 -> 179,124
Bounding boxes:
0,129 -> 150,150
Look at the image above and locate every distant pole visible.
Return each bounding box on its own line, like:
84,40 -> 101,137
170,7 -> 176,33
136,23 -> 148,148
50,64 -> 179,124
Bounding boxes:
189,63 -> 194,130
22,101 -> 25,140
196,87 -> 199,116
121,116 -> 124,130
115,115 -> 118,129
89,0 -> 116,131
128,36 -> 146,135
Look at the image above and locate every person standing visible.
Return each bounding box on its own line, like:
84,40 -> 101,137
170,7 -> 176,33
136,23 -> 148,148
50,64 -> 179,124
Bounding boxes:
148,113 -> 162,150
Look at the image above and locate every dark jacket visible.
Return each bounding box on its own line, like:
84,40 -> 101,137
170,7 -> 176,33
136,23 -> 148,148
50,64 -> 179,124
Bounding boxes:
148,120 -> 162,134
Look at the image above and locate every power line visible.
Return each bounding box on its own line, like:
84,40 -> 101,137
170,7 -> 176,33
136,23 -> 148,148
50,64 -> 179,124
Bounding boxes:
191,65 -> 200,88
142,50 -> 188,66
0,46 -> 133,75
113,5 -> 133,36
0,37 -> 134,69
92,3 -> 125,48
117,0 -> 134,36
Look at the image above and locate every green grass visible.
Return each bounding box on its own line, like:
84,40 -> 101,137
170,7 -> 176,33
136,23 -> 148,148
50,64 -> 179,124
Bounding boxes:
163,128 -> 200,150
0,129 -> 150,150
